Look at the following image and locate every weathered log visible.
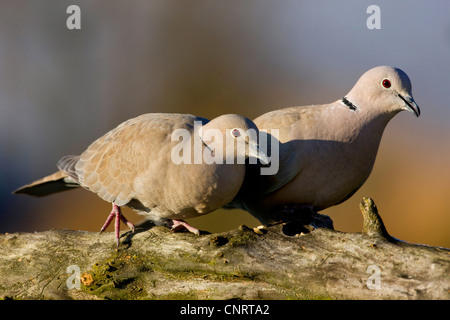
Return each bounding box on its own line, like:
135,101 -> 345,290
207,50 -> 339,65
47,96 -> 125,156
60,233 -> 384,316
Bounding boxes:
0,197 -> 448,300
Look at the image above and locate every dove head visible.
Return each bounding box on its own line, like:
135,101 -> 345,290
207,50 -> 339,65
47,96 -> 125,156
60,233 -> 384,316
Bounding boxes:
346,66 -> 420,118
200,114 -> 269,165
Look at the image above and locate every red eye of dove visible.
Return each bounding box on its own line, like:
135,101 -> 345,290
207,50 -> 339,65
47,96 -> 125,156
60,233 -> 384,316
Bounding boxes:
382,79 -> 391,88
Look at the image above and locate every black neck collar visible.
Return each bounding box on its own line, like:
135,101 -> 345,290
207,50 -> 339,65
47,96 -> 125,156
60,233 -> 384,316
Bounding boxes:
341,97 -> 357,111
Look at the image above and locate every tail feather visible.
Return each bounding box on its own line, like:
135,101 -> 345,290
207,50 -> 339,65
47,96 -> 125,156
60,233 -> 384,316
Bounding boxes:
13,171 -> 80,197
57,155 -> 80,180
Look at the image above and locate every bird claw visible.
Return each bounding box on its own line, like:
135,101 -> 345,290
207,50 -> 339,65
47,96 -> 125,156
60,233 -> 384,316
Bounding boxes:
170,219 -> 200,235
99,203 -> 135,248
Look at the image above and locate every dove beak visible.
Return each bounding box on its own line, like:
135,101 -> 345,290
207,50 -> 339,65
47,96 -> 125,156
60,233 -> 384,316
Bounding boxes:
248,141 -> 270,165
398,94 -> 420,117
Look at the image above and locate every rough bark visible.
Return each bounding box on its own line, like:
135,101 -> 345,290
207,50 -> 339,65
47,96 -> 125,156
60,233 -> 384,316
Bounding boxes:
0,197 -> 449,300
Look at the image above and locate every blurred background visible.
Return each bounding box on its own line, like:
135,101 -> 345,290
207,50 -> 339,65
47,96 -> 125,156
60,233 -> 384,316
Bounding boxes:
1,0 -> 449,247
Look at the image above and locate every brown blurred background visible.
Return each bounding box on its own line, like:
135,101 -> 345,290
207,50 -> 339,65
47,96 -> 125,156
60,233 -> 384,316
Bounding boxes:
1,1 -> 449,247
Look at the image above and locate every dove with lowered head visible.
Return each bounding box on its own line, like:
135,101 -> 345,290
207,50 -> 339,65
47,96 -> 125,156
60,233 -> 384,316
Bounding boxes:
14,113 -> 269,247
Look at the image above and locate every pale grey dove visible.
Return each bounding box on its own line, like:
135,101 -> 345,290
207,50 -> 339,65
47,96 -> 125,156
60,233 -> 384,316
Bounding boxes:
228,66 -> 420,226
14,113 -> 269,247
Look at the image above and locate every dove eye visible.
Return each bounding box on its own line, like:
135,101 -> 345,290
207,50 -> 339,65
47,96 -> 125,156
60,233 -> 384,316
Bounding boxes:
382,79 -> 391,89
231,128 -> 241,138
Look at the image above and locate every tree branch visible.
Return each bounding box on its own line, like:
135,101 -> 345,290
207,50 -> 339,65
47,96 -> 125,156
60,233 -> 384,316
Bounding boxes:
1,197 -> 449,300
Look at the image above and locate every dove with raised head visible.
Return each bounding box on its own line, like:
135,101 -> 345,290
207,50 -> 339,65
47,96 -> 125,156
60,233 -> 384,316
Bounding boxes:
228,66 -> 420,225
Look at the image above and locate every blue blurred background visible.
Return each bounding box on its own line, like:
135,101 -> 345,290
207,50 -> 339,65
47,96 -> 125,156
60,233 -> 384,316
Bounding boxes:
1,0 -> 449,247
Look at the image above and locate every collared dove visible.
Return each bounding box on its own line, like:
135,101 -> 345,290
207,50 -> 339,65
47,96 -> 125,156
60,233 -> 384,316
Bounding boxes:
14,113 -> 269,247
228,66 -> 420,226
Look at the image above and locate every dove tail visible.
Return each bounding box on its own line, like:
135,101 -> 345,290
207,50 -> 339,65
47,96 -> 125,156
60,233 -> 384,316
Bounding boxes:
12,171 -> 80,197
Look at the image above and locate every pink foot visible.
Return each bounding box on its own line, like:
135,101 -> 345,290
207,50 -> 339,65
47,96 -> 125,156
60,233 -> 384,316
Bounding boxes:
99,203 -> 135,248
170,219 -> 200,235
